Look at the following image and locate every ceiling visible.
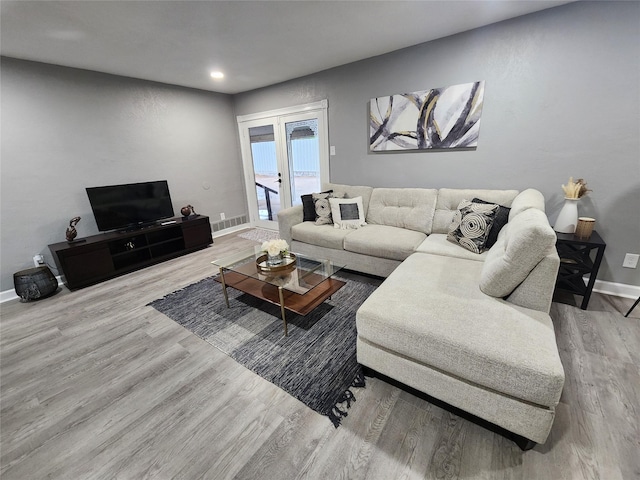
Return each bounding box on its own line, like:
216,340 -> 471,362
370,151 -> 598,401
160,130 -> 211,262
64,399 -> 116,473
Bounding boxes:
0,1 -> 573,95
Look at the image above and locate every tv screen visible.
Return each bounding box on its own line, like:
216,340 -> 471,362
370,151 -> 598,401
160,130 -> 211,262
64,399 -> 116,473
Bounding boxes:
86,180 -> 175,232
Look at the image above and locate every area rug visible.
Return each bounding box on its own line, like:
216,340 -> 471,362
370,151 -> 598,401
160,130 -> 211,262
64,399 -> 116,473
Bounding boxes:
148,275 -> 376,426
236,228 -> 280,243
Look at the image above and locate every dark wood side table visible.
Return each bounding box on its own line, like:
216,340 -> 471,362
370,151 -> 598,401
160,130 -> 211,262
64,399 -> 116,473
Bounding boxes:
555,231 -> 606,310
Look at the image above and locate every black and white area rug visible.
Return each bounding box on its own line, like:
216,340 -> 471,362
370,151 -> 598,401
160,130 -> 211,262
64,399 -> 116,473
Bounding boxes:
148,276 -> 377,426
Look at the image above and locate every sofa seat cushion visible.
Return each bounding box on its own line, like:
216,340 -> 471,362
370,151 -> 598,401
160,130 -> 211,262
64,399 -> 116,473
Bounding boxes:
343,225 -> 426,261
366,188 -> 437,234
356,253 -> 565,407
291,222 -> 352,250
415,234 -> 488,261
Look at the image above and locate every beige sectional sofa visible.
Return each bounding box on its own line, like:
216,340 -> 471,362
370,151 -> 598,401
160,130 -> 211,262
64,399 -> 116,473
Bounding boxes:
278,182 -> 564,447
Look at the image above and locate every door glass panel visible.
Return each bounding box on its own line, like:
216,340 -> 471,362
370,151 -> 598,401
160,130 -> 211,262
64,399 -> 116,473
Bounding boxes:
238,102 -> 328,230
249,125 -> 280,221
285,119 -> 321,206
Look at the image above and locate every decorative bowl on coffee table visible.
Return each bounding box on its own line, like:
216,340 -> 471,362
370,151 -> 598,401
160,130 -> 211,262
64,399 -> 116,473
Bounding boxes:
255,253 -> 297,276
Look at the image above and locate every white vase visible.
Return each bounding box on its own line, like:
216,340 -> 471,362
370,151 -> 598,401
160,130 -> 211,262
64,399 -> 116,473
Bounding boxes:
554,197 -> 579,233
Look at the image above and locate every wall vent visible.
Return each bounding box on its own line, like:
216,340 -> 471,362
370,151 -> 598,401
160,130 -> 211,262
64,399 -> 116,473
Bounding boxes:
210,214 -> 248,232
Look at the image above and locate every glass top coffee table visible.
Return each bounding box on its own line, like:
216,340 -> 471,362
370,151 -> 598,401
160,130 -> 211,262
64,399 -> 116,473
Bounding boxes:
211,246 -> 346,336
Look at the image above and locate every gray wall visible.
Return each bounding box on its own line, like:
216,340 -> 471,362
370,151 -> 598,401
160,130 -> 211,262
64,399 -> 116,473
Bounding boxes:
0,58 -> 246,291
234,1 -> 640,287
1,1 -> 638,291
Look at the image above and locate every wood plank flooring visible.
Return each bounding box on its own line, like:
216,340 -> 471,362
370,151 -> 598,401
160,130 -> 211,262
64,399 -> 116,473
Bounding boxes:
1,230 -> 638,479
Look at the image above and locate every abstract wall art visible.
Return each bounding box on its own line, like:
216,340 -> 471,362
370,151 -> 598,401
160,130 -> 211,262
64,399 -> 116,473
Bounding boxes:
370,81 -> 485,151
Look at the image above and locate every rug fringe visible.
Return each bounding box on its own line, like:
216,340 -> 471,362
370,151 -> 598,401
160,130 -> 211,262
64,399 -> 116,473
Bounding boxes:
352,368 -> 366,388
327,367 -> 367,427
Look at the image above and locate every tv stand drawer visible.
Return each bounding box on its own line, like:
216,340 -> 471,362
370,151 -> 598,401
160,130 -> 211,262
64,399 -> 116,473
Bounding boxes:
182,217 -> 213,249
57,246 -> 114,289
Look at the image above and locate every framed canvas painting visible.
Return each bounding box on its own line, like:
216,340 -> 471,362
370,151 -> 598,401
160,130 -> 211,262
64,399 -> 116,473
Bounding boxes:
370,81 -> 485,151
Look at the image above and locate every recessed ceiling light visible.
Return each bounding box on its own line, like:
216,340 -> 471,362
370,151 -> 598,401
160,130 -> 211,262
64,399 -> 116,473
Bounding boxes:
210,71 -> 224,79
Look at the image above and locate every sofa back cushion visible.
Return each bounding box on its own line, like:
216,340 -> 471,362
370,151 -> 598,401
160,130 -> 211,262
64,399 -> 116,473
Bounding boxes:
323,183 -> 374,217
508,188 -> 546,221
480,208 -> 557,299
366,188 -> 438,234
506,253 -> 560,312
432,189 -> 519,234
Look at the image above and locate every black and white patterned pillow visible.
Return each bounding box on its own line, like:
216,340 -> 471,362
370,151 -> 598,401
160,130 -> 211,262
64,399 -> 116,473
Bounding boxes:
312,192 -> 333,225
301,190 -> 333,222
472,197 -> 511,248
447,199 -> 498,253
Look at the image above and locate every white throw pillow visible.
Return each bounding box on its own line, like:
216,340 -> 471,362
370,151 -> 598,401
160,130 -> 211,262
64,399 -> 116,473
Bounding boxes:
329,196 -> 367,230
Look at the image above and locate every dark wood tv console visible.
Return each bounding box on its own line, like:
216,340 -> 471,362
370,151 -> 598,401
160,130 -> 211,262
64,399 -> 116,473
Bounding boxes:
48,215 -> 212,290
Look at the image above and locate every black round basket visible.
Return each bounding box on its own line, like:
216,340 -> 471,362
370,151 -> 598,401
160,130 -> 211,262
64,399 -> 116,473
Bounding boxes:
13,266 -> 58,302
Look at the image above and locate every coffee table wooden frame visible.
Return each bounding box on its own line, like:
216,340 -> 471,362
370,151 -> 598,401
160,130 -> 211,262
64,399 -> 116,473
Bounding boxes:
213,252 -> 345,336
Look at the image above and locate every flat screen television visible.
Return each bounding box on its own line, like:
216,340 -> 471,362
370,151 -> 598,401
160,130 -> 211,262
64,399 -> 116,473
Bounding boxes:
86,180 -> 175,232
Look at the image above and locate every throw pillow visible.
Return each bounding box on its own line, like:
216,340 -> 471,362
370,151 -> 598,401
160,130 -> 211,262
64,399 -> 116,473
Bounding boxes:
447,199 -> 499,254
472,197 -> 511,248
302,190 -> 333,222
329,196 -> 367,229
312,192 -> 333,225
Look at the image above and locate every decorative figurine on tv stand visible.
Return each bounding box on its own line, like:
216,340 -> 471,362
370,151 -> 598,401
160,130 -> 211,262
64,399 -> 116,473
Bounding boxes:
180,204 -> 197,219
65,216 -> 86,243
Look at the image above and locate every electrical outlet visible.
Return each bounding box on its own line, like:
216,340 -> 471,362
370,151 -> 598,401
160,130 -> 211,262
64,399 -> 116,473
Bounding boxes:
220,212 -> 226,220
33,254 -> 44,267
623,253 -> 639,269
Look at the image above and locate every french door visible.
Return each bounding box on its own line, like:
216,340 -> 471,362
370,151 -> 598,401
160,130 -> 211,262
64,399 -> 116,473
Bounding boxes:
237,100 -> 330,230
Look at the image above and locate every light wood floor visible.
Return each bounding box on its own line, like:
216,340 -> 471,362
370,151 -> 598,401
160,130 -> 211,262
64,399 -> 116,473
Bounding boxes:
1,230 -> 638,480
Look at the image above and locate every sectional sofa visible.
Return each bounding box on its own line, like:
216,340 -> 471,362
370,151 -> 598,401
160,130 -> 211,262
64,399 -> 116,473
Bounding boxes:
278,183 -> 564,447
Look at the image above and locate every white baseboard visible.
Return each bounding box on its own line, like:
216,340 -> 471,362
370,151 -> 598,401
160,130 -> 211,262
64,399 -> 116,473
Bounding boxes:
0,289 -> 20,303
590,279 -> 640,299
